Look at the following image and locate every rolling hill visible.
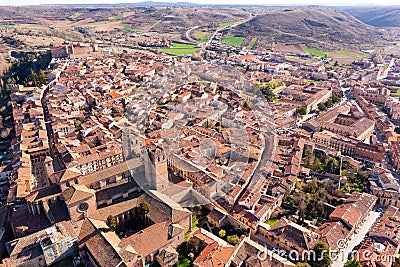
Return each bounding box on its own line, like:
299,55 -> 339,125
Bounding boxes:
344,7 -> 400,28
227,8 -> 389,51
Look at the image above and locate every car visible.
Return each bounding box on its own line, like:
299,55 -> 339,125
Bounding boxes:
377,208 -> 382,212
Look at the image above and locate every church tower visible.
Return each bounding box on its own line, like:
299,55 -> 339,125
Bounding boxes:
144,145 -> 169,193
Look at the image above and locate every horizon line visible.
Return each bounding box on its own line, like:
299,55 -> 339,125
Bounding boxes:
1,1 -> 400,7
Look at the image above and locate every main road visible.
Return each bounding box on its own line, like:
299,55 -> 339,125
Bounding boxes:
184,14 -> 257,53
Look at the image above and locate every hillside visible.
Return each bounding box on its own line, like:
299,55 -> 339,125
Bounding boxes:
344,7 -> 400,28
227,8 -> 388,51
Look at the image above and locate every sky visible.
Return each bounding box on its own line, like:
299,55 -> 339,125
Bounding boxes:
1,0 -> 400,5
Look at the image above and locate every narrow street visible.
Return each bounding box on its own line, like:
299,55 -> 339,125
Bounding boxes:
331,210 -> 380,267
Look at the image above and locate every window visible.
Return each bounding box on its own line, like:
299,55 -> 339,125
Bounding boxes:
78,202 -> 89,212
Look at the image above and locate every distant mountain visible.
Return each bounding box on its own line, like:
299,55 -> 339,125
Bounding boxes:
227,8 -> 388,51
344,7 -> 400,27
43,1 -> 202,7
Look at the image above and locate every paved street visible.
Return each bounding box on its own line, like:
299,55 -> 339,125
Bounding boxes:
332,210 -> 381,267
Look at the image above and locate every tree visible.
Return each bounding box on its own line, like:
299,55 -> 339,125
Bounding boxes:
74,120 -> 82,131
218,229 -> 226,238
106,215 -> 117,231
297,202 -> 307,224
299,106 -> 307,116
187,238 -> 201,254
317,103 -> 327,112
344,259 -> 361,267
227,235 -> 239,245
38,69 -> 47,85
139,201 -> 151,215
325,158 -> 339,174
309,241 -> 331,267
257,80 -> 283,102
305,179 -> 319,194
30,68 -> 38,87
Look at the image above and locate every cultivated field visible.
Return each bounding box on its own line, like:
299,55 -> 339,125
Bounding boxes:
275,43 -> 305,54
222,36 -> 245,46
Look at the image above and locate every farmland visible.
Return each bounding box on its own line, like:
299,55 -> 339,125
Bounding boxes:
0,24 -> 14,29
337,51 -> 368,58
247,38 -> 257,49
193,31 -> 208,43
69,12 -> 83,20
114,13 -> 123,20
159,42 -> 199,55
121,23 -> 139,32
218,21 -> 241,29
300,44 -> 326,57
159,48 -> 199,56
222,36 -> 245,46
275,43 -> 305,54
171,42 -> 197,48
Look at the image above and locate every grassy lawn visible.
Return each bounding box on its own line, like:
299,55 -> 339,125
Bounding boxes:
69,12 -> 83,20
266,218 -> 279,227
159,48 -> 199,56
176,256 -> 191,267
211,225 -> 248,241
114,13 -> 123,20
218,20 -> 241,29
172,42 -> 197,48
247,37 -> 257,49
193,31 -> 208,42
300,44 -> 326,57
222,36 -> 245,46
338,51 -> 368,58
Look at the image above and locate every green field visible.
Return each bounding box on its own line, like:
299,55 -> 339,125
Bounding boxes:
338,51 -> 368,58
222,36 -> 245,46
266,218 -> 279,227
172,42 -> 197,48
391,89 -> 400,97
247,37 -> 257,49
218,20 -> 241,29
159,48 -> 200,56
0,24 -> 14,29
114,13 -> 123,20
69,12 -> 83,20
300,44 -> 326,57
193,31 -> 208,42
121,23 -> 140,32
64,36 -> 74,41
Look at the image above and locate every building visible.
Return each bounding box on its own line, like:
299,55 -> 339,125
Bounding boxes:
257,218 -> 319,254
78,218 -> 181,267
356,206 -> 400,267
317,192 -> 377,250
3,221 -> 77,267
